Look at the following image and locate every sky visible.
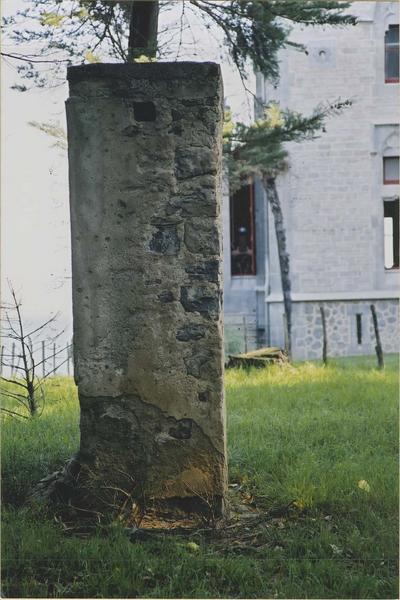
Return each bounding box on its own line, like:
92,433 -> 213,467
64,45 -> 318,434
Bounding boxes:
1,0 -> 256,356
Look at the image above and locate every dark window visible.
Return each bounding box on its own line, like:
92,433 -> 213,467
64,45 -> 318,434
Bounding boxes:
383,156 -> 399,184
230,182 -> 256,276
385,25 -> 399,83
356,314 -> 362,345
384,198 -> 400,269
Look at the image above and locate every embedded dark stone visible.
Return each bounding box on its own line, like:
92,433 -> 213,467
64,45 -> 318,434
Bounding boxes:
175,147 -> 217,180
169,418 -> 193,440
165,202 -> 181,216
122,125 -> 140,137
171,109 -> 182,121
133,101 -> 156,122
176,324 -> 206,342
150,224 -> 180,255
158,291 -> 174,303
168,189 -> 216,217
170,123 -> 183,136
184,221 -> 220,253
198,391 -> 210,403
181,99 -> 200,107
184,351 -> 213,378
180,286 -> 219,319
185,260 -> 219,283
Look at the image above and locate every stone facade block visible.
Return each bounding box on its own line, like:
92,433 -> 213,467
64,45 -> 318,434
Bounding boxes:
224,4 -> 400,360
290,299 -> 399,359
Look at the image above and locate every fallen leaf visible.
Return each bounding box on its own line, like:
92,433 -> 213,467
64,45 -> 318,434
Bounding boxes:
358,480 -> 371,492
329,544 -> 343,556
84,50 -> 100,64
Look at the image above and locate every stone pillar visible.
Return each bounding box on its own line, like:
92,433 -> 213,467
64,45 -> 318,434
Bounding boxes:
66,63 -> 227,518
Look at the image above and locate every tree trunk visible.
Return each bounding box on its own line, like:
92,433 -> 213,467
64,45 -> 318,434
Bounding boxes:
263,176 -> 292,358
128,1 -> 159,61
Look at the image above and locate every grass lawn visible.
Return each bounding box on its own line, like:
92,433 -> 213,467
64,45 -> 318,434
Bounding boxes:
1,355 -> 398,598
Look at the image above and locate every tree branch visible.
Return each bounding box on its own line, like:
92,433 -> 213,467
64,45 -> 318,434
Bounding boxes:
0,407 -> 28,419
1,51 -> 70,64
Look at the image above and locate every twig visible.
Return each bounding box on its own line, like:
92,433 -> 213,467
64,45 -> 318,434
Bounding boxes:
1,51 -> 70,64
0,407 -> 29,419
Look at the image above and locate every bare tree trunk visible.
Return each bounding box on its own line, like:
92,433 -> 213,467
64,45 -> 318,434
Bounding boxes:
128,1 -> 159,61
263,176 -> 292,358
320,304 -> 328,365
370,304 -> 384,370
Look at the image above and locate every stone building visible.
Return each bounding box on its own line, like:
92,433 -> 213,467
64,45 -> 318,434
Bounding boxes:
223,1 -> 399,359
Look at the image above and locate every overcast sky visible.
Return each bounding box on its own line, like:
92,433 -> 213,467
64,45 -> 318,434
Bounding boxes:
2,0 -> 256,345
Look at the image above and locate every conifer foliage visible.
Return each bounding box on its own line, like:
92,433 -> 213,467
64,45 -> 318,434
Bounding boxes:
2,0 -> 355,90
2,1 -> 356,355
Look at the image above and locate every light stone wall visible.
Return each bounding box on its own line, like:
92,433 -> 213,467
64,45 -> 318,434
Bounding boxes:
268,298 -> 399,359
292,299 -> 399,359
255,1 -> 400,358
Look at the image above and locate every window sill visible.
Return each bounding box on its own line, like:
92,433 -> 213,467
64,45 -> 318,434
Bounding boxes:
384,267 -> 400,272
385,79 -> 399,83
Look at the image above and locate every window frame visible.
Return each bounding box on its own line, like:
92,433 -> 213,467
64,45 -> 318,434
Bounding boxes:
229,180 -> 257,277
383,198 -> 400,271
383,156 -> 400,185
384,24 -> 399,83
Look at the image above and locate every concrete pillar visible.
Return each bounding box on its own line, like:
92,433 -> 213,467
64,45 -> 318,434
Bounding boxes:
66,63 -> 227,518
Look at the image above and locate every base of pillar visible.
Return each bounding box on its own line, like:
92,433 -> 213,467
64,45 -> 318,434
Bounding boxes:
31,455 -> 227,527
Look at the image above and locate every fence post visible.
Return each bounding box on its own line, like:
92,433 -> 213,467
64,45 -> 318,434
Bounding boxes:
320,304 -> 328,365
370,304 -> 384,370
0,346 -> 4,375
0,345 -> 4,376
11,342 -> 15,376
68,339 -> 73,377
42,340 -> 46,377
53,343 -> 56,375
242,315 -> 248,354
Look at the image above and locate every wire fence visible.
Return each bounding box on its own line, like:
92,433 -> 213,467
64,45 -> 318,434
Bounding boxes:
1,315 -> 264,379
224,315 -> 260,356
0,340 -> 73,379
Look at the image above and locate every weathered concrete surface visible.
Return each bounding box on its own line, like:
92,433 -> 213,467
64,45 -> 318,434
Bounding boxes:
66,63 -> 227,517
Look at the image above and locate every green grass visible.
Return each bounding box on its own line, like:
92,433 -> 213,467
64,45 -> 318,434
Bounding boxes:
2,355 -> 399,598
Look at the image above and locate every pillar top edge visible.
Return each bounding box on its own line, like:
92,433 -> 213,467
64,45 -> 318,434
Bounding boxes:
67,62 -> 222,83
